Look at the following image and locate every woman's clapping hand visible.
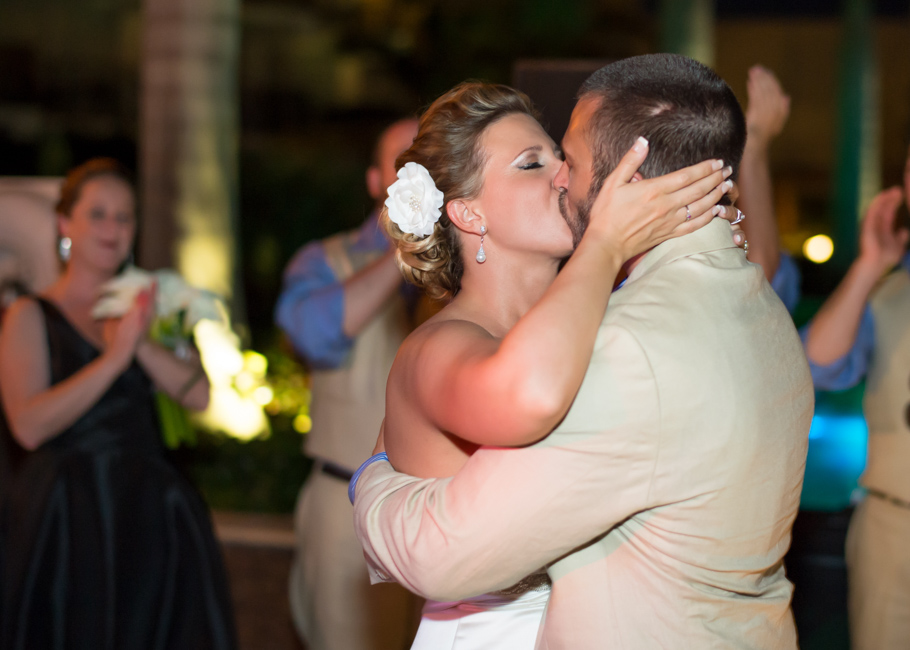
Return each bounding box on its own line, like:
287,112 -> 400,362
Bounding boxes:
102,287 -> 155,369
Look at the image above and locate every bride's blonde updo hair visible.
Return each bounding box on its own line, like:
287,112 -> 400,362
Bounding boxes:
383,82 -> 539,299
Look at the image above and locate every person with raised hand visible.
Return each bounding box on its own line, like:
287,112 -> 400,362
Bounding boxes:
801,143 -> 910,650
0,158 -> 235,650
736,65 -> 805,314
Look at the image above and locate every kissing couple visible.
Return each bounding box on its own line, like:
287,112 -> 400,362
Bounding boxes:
351,53 -> 813,649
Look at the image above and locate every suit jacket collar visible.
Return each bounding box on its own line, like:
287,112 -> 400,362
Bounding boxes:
626,218 -> 738,285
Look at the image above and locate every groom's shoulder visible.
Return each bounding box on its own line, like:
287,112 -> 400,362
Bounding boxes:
601,247 -> 776,337
601,256 -> 712,322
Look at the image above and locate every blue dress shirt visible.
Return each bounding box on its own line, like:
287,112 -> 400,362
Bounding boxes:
802,252 -> 910,391
771,253 -> 801,316
274,212 -> 389,369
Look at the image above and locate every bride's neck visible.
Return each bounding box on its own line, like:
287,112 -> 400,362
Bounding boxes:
453,252 -> 561,337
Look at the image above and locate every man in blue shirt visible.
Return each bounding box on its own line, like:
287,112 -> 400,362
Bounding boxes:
801,143 -> 910,650
276,118 -> 420,650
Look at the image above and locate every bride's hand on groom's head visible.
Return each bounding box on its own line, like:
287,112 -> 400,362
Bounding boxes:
730,222 -> 747,249
584,139 -> 733,262
713,201 -> 750,251
726,180 -> 740,205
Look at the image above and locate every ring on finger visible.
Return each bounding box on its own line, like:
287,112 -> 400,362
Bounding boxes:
731,208 -> 745,225
685,205 -> 692,221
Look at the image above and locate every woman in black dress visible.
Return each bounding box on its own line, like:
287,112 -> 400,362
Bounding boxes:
0,158 -> 236,649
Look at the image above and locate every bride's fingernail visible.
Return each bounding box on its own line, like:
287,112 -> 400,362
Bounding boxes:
713,160 -> 724,170
723,180 -> 733,192
723,166 -> 733,178
633,136 -> 649,152
712,205 -> 723,216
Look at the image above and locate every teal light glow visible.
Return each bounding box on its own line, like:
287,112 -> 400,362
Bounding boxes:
800,414 -> 868,511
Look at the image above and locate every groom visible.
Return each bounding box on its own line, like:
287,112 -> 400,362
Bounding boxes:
352,54 -> 814,648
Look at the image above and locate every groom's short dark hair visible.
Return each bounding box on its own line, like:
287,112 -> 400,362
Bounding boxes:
579,54 -> 746,198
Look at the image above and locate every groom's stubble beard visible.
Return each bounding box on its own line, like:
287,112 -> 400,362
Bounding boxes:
558,182 -> 602,251
559,190 -> 590,250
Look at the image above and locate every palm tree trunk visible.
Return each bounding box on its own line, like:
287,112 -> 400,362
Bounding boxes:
659,0 -> 715,67
139,0 -> 243,318
831,0 -> 880,271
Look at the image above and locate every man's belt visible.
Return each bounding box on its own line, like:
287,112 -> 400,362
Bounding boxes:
866,488 -> 910,510
319,460 -> 355,482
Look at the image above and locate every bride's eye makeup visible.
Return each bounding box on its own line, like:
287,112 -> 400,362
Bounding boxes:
513,144 -> 546,171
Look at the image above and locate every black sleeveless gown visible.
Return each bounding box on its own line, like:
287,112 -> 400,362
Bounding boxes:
0,298 -> 237,650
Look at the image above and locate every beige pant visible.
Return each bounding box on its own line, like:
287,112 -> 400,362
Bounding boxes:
846,495 -> 910,650
289,469 -> 420,650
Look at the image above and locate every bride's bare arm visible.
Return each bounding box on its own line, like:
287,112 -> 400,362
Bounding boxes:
406,142 -> 731,447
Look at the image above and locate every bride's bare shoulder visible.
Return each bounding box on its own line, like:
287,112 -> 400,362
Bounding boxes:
389,313 -> 495,387
405,314 -> 494,354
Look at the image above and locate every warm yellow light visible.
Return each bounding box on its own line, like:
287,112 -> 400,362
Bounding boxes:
193,319 -> 269,439
293,414 -> 313,434
196,321 -> 244,378
803,235 -> 834,264
234,371 -> 256,392
252,386 -> 275,406
243,350 -> 268,377
200,386 -> 269,440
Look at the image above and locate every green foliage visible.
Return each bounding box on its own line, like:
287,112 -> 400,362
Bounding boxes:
181,343 -> 312,513
150,311 -> 198,449
262,347 -> 312,430
157,392 -> 197,449
180,425 -> 312,514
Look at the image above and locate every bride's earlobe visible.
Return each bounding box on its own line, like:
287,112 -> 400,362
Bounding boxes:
446,201 -> 487,263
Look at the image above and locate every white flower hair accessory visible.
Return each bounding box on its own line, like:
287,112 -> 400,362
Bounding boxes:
384,162 -> 445,238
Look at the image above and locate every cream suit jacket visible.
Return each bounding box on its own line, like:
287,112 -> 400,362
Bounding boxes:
353,219 -> 814,649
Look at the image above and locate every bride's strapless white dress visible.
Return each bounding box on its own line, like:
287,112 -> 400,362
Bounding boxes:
409,571 -> 550,649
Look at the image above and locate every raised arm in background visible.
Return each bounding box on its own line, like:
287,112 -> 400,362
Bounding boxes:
804,187 -> 908,366
737,65 -> 790,281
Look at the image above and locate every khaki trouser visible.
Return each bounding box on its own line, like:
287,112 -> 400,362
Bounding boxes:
847,495 -> 910,650
289,469 -> 420,650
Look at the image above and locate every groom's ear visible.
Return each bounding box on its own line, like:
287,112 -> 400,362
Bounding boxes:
447,199 -> 482,234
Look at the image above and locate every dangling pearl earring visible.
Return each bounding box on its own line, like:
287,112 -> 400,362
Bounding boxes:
58,236 -> 72,262
476,225 -> 487,263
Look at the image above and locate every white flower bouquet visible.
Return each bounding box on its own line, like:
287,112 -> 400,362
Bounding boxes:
93,266 -> 228,448
93,267 -> 226,338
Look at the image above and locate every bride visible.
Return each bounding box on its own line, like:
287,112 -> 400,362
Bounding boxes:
374,81 -> 735,648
